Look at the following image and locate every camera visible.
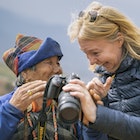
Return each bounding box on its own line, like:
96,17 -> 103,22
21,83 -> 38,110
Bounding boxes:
45,73 -> 81,124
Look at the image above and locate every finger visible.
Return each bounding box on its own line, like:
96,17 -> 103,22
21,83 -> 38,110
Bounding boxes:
29,91 -> 44,101
25,80 -> 46,91
103,76 -> 114,91
89,89 -> 96,102
10,81 -> 46,110
91,78 -> 107,97
21,80 -> 44,88
90,90 -> 102,105
15,80 -> 46,96
93,93 -> 101,101
63,80 -> 86,93
27,90 -> 33,96
89,89 -> 101,100
86,81 -> 95,90
89,89 -> 94,96
96,100 -> 104,105
68,79 -> 86,87
93,84 -> 106,98
92,77 -> 103,89
82,115 -> 89,126
25,82 -> 46,97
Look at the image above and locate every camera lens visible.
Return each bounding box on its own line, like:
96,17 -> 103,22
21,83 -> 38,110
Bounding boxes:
58,92 -> 81,124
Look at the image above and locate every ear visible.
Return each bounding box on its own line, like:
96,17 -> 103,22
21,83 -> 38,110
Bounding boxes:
117,32 -> 124,48
21,70 -> 30,83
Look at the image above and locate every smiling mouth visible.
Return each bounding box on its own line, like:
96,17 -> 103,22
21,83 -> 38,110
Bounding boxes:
103,63 -> 116,73
96,62 -> 107,67
101,62 -> 111,70
95,62 -> 110,70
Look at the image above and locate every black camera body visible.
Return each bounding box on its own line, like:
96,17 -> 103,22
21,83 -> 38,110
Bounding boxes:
45,73 -> 81,124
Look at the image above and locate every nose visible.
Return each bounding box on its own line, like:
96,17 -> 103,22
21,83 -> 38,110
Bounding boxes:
53,65 -> 62,74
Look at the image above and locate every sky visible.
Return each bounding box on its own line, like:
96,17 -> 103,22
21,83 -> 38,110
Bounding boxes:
0,0 -> 140,26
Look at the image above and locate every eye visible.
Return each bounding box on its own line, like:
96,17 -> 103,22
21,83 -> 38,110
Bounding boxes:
43,60 -> 53,65
92,51 -> 99,56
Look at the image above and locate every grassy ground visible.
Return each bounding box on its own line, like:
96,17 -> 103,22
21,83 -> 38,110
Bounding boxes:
0,62 -> 16,95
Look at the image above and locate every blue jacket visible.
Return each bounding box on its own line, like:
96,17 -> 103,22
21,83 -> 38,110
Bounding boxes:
89,55 -> 140,140
0,91 -> 24,140
0,91 -> 106,140
76,121 -> 108,140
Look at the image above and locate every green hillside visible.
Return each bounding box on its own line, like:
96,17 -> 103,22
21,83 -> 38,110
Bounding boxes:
0,62 -> 16,95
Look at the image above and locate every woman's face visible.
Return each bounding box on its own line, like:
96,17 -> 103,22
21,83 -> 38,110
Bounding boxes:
78,38 -> 123,73
23,56 -> 62,82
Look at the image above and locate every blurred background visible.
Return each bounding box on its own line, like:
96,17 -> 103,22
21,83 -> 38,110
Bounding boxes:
0,0 -> 140,95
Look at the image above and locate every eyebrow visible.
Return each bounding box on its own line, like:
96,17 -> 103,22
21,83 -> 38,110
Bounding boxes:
80,47 -> 100,52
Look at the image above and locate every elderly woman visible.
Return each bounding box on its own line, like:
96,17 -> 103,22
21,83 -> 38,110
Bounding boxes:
0,34 -> 77,140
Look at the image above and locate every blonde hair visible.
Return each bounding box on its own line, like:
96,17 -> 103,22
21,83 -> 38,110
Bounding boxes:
68,1 -> 140,60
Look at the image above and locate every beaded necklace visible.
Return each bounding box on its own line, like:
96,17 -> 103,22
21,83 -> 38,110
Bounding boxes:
24,100 -> 58,140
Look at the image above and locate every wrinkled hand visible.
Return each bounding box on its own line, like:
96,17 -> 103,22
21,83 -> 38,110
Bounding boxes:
9,80 -> 46,112
62,79 -> 97,124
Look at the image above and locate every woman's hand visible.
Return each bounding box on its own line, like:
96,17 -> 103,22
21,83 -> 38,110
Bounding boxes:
80,76 -> 113,125
62,79 -> 97,124
9,80 -> 46,112
86,76 -> 114,104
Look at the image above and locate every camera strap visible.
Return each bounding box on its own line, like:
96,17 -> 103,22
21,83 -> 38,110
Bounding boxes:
38,77 -> 53,140
38,110 -> 47,140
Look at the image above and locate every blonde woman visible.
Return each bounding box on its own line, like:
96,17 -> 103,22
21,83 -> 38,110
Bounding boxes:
64,1 -> 140,140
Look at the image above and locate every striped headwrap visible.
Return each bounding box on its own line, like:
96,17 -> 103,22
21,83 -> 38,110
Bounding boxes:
3,34 -> 63,76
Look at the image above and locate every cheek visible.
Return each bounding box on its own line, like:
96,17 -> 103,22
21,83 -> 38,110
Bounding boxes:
37,67 -> 53,81
104,54 -> 120,68
43,69 -> 53,79
110,50 -> 122,65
